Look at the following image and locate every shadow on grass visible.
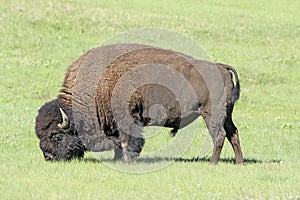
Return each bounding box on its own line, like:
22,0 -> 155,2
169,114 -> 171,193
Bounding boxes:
173,157 -> 281,164
82,156 -> 281,164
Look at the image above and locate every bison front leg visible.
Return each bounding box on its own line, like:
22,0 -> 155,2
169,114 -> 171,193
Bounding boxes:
120,122 -> 145,163
113,148 -> 123,160
119,99 -> 145,163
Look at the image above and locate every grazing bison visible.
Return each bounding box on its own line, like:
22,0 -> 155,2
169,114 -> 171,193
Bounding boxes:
35,43 -> 243,164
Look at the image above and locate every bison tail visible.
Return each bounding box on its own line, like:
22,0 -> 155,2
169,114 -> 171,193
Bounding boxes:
232,74 -> 240,104
219,64 -> 240,104
227,65 -> 240,104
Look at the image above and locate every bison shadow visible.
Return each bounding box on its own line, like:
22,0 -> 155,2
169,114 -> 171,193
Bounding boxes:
82,156 -> 281,164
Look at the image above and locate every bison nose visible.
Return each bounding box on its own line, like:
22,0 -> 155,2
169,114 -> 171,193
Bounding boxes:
44,155 -> 51,161
44,152 -> 55,161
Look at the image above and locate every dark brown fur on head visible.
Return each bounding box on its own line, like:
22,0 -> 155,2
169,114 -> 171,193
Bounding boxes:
35,99 -> 85,161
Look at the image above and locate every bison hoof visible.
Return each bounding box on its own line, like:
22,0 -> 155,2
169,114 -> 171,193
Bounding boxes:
113,148 -> 123,161
123,151 -> 139,164
169,128 -> 178,137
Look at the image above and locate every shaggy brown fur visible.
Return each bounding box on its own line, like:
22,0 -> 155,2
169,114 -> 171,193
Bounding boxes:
35,43 -> 243,164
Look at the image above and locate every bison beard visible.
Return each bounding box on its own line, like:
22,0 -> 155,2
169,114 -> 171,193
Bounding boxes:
36,99 -> 85,161
35,43 -> 243,164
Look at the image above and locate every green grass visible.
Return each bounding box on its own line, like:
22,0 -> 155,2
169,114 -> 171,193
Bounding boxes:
1,0 -> 300,199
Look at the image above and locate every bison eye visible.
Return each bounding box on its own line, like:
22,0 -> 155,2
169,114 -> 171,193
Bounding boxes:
49,133 -> 62,141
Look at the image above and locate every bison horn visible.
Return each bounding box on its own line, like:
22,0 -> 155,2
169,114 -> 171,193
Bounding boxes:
58,108 -> 69,129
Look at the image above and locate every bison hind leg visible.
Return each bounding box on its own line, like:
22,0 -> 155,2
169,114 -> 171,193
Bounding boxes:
224,113 -> 243,164
201,105 -> 227,164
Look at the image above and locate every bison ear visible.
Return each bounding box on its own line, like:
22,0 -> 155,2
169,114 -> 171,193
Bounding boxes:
58,108 -> 69,129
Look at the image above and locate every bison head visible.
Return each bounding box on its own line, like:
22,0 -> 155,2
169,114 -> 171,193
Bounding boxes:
35,99 -> 85,161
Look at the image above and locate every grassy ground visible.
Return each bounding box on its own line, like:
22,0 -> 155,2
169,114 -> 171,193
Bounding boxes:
1,0 -> 300,199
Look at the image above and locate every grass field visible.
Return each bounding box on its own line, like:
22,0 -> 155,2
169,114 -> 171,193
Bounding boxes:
1,0 -> 300,199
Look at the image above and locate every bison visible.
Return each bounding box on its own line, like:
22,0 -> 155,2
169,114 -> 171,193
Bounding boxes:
35,43 -> 243,164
